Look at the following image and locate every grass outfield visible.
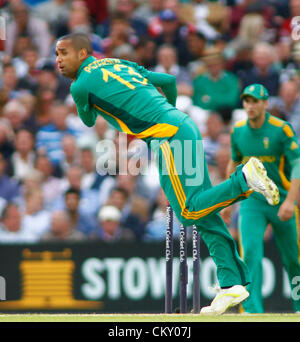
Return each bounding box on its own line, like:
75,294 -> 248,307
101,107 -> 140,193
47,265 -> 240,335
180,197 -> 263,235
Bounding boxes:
0,313 -> 299,322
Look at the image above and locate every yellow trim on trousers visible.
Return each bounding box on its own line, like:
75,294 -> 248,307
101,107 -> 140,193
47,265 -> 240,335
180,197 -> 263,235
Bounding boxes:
160,141 -> 252,221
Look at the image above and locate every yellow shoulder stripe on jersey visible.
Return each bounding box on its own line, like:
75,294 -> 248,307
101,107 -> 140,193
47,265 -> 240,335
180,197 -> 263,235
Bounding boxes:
283,124 -> 294,138
268,116 -> 284,127
94,104 -> 179,139
234,119 -> 247,128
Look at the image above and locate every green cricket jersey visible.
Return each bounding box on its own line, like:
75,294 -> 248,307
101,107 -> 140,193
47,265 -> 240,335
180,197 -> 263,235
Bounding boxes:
231,112 -> 300,202
70,56 -> 188,145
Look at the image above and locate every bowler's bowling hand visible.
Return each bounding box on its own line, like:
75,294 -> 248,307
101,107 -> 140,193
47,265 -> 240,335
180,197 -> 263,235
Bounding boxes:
278,198 -> 294,221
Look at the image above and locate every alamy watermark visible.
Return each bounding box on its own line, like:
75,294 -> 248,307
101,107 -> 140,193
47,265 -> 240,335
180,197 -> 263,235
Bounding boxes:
95,134 -> 205,187
291,276 -> 300,301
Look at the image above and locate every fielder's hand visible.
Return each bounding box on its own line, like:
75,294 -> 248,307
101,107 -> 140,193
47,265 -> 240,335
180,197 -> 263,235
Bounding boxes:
278,199 -> 294,221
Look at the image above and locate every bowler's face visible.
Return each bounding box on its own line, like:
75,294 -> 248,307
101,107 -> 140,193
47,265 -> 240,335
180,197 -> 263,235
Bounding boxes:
56,39 -> 81,79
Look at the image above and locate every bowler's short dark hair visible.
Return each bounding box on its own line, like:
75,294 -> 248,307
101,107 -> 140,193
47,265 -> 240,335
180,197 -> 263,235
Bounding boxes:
58,33 -> 93,56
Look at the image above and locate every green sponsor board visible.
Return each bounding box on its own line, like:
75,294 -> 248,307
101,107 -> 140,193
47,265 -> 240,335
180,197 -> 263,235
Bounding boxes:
0,240 -> 295,313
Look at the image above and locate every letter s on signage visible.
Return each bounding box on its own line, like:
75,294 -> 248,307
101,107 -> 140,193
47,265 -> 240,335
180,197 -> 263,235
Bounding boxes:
81,258 -> 105,300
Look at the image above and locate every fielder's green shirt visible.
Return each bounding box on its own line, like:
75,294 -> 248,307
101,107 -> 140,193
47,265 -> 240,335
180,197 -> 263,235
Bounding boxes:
231,112 -> 300,202
70,56 -> 187,146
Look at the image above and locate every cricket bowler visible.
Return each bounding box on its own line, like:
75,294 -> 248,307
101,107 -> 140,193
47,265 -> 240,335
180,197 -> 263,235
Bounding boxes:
56,33 -> 280,314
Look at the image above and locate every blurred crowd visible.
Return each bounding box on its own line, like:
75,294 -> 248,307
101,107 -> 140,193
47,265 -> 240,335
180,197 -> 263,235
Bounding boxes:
0,0 -> 299,243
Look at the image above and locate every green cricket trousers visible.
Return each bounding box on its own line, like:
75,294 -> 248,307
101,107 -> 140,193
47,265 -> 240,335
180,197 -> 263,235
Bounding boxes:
239,197 -> 300,312
152,116 -> 252,287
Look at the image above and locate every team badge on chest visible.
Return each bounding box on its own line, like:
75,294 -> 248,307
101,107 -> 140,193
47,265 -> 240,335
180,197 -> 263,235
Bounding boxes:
263,137 -> 269,149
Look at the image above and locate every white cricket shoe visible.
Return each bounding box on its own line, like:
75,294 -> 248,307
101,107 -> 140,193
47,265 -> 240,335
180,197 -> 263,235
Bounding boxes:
200,285 -> 249,315
242,157 -> 279,206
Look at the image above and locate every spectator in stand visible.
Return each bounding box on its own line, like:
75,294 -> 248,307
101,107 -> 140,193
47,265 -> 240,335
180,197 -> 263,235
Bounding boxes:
111,43 -> 136,61
34,154 -> 63,210
229,0 -> 276,39
2,99 -> 28,134
64,187 -> 97,237
35,102 -> 77,166
143,187 -> 180,241
133,36 -> 157,69
77,115 -> 112,153
0,120 -> 15,161
64,94 -> 93,139
17,92 -> 36,121
226,13 -> 266,55
0,202 -> 36,243
279,41 -> 300,84
19,169 -> 43,207
268,80 -> 300,140
33,0 -> 71,38
209,145 -> 231,186
0,152 -> 20,204
268,80 -> 300,121
202,113 -> 225,168
83,0 -> 108,28
17,46 -> 40,95
57,165 -> 101,218
154,9 -> 190,66
10,34 -> 34,76
133,0 -> 163,25
59,134 -> 80,175
105,186 -> 151,240
0,88 -> 9,117
101,13 -> 139,59
238,42 -> 280,97
41,210 -> 86,242
59,164 -> 83,193
227,40 -> 253,78
92,205 -> 135,242
98,168 -> 152,239
36,61 -> 71,102
97,0 -> 148,39
5,1 -> 51,58
105,187 -> 129,213
181,0 -> 229,42
32,87 -> 55,129
185,27 -> 207,79
121,194 -> 150,239
192,47 -> 240,112
80,146 -> 107,191
22,188 -> 51,242
1,63 -> 20,99
64,4 -> 104,58
10,129 -> 35,182
152,44 -> 193,97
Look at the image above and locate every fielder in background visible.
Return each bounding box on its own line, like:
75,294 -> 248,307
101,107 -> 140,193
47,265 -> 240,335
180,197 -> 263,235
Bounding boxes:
225,84 -> 300,313
56,33 -> 280,315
